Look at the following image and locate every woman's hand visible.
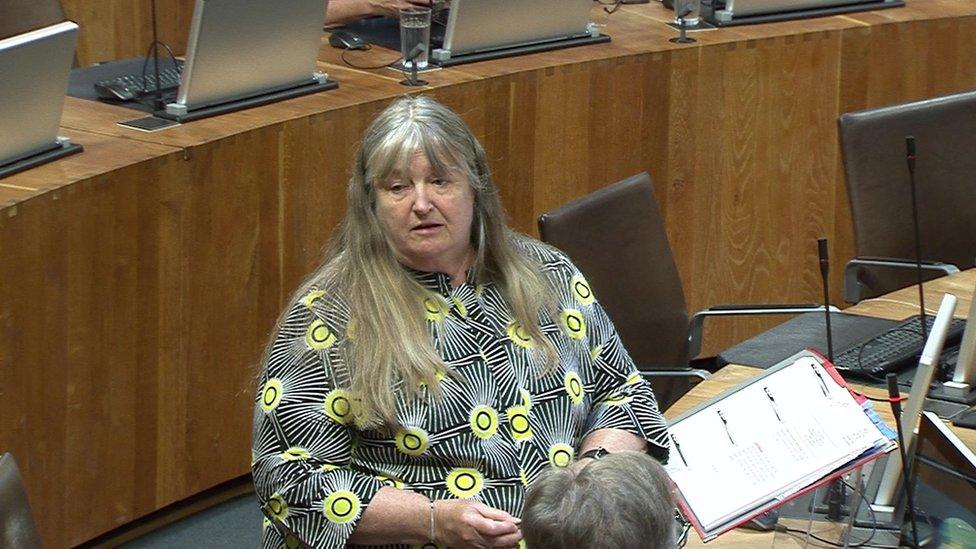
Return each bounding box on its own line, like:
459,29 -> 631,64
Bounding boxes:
434,499 -> 522,548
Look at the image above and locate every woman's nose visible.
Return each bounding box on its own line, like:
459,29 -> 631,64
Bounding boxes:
411,184 -> 434,214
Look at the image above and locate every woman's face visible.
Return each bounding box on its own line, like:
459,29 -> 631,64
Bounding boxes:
374,151 -> 476,274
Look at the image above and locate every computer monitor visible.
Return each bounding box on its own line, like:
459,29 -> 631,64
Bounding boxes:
910,411 -> 976,545
162,0 -> 331,120
0,21 -> 79,173
948,279 -> 976,388
434,0 -> 595,61
873,293 -> 957,509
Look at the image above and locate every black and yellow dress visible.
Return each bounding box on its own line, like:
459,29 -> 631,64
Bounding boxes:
252,239 -> 669,548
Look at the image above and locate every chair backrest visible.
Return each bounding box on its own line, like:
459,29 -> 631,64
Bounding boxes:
0,0 -> 67,40
0,453 -> 43,548
538,173 -> 690,406
839,90 -> 976,298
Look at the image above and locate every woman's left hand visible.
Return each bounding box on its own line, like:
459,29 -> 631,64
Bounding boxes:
433,499 -> 522,548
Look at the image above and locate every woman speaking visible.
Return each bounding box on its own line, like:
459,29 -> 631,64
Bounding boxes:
252,96 -> 669,548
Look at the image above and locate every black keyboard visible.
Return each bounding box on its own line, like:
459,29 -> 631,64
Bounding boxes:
94,66 -> 181,101
832,314 -> 967,378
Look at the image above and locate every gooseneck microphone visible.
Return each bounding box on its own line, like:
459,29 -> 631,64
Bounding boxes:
887,373 -> 920,548
818,237 -> 846,521
140,0 -> 165,111
906,135 -> 928,341
818,238 -> 834,362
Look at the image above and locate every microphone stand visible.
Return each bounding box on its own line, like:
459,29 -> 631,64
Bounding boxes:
818,238 -> 848,521
400,43 -> 428,87
818,238 -> 835,363
906,136 -> 928,341
887,373 -> 921,548
669,8 -> 697,44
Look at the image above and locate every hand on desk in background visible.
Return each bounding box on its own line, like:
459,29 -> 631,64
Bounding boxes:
326,0 -> 447,24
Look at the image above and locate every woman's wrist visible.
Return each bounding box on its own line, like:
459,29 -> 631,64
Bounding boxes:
428,498 -> 437,543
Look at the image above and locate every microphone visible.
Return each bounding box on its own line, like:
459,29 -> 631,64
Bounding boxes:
400,43 -> 428,87
906,135 -> 928,341
149,0 -> 162,110
906,135 -> 916,173
406,43 -> 427,62
817,237 -> 847,521
818,238 -> 834,362
887,373 -> 920,548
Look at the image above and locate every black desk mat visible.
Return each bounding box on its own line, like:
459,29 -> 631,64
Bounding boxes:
718,312 -> 898,370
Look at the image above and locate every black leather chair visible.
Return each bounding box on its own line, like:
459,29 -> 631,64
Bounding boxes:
0,453 -> 42,548
839,90 -> 976,302
538,173 -> 827,410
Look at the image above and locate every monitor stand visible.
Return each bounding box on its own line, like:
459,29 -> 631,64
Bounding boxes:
706,0 -> 905,27
430,32 -> 610,68
0,137 -> 83,179
155,74 -> 337,123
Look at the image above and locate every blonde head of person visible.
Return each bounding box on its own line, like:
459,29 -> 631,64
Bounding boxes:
522,451 -> 677,549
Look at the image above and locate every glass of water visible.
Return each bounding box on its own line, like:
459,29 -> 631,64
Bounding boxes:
674,0 -> 701,27
399,7 -> 432,70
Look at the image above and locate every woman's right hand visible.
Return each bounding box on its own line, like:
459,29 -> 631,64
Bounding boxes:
433,499 -> 522,548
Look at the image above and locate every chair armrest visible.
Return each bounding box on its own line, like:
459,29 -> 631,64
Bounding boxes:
843,257 -> 960,304
687,304 -> 838,360
638,369 -> 711,382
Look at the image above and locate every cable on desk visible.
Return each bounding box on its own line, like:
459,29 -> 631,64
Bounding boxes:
593,0 -> 624,14
775,479 -> 884,548
848,387 -> 907,405
340,46 -> 403,70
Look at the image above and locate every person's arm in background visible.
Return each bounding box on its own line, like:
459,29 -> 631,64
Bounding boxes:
325,0 -> 433,25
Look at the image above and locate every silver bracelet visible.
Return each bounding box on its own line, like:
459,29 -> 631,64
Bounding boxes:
428,499 -> 436,543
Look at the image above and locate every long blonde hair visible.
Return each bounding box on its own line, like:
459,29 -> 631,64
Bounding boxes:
293,96 -> 556,428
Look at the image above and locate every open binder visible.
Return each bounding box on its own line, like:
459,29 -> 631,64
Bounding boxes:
665,350 -> 897,542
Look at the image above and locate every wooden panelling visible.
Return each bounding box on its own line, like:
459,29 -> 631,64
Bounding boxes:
61,0 -> 194,67
0,133 -> 183,547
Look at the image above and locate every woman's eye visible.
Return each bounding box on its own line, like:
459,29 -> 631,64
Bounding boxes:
431,179 -> 448,187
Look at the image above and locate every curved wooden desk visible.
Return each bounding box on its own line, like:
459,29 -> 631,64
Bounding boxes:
2,3 -> 976,546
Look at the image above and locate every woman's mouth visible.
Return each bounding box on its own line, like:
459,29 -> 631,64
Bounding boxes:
411,223 -> 443,234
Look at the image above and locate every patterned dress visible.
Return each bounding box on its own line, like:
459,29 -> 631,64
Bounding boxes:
251,239 -> 669,548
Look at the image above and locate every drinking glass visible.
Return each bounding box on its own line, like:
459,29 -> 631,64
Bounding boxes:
674,0 -> 701,27
399,7 -> 432,70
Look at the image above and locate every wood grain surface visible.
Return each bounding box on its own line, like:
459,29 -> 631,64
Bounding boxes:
3,2 -> 976,546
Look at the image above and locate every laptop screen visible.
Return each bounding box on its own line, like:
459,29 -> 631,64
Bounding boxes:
0,22 -> 77,166
443,0 -> 592,56
174,0 -> 326,110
